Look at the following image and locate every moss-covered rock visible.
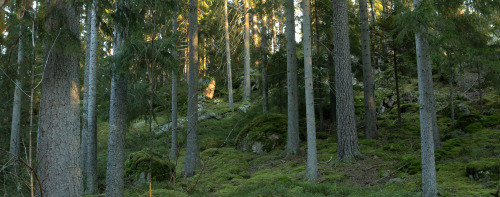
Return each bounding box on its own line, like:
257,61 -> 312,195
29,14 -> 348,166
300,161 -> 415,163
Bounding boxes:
465,158 -> 500,181
464,122 -> 483,133
457,114 -> 481,130
124,151 -> 174,182
200,138 -> 224,151
235,113 -> 287,153
399,103 -> 419,113
481,115 -> 500,127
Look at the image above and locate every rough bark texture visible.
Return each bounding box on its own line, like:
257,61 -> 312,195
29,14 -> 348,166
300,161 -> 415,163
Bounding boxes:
285,0 -> 300,155
105,1 -> 129,196
81,6 -> 91,180
170,1 -> 179,159
86,0 -> 99,193
9,24 -> 23,165
184,0 -> 201,178
224,0 -> 234,109
414,0 -> 438,195
37,1 -> 83,196
261,2 -> 268,113
333,0 -> 362,162
303,0 -> 318,181
243,0 -> 251,101
359,0 -> 378,139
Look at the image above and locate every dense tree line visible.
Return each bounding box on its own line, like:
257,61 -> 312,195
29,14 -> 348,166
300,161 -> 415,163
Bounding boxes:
0,0 -> 498,196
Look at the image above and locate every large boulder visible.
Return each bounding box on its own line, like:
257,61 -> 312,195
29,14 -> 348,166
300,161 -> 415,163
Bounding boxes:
235,113 -> 287,154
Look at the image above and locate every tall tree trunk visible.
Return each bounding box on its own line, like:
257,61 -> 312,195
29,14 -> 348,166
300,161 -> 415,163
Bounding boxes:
184,0 -> 201,178
449,61 -> 454,127
262,1 -> 269,113
10,24 -> 23,168
37,1 -> 83,196
170,0 -> 179,159
303,0 -> 318,181
333,0 -> 362,162
314,0 -> 324,132
105,1 -> 129,196
272,4 -> 277,53
243,0 -> 251,101
394,47 -> 402,126
224,0 -> 234,109
86,0 -> 99,193
285,0 -> 300,155
329,52 -> 337,125
414,0 -> 437,195
81,6 -> 91,184
359,0 -> 378,139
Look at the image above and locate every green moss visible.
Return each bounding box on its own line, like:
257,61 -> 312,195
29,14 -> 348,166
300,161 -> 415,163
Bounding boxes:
457,114 -> 481,130
481,115 -> 500,127
235,113 -> 288,153
124,151 -> 174,182
398,154 -> 421,175
141,189 -> 188,197
199,138 -> 224,151
465,158 -> 500,181
399,103 -> 419,113
464,122 -> 483,133
320,171 -> 346,182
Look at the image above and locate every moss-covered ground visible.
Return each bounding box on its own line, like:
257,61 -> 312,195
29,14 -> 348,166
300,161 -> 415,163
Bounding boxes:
89,80 -> 500,197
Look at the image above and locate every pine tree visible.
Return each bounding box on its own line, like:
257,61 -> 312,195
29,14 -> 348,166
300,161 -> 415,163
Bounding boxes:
243,0 -> 251,101
37,1 -> 83,195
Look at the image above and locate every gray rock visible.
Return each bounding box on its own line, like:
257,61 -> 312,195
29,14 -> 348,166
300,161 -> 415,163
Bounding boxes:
251,142 -> 264,154
387,178 -> 403,185
458,103 -> 471,114
198,112 -> 221,122
238,104 -> 251,113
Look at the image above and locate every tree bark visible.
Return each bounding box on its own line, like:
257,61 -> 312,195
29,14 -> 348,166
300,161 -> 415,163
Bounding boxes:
359,0 -> 378,139
224,0 -> 234,109
243,0 -> 251,101
414,0 -> 437,195
261,1 -> 269,113
105,1 -> 129,196
81,6 -> 91,182
170,0 -> 179,159
303,0 -> 318,181
285,0 -> 300,155
184,0 -> 201,178
9,24 -> 23,169
333,0 -> 362,162
37,1 -> 83,196
86,0 -> 99,193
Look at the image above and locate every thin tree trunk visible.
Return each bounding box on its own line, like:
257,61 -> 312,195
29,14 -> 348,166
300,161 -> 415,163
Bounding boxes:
477,61 -> 483,115
449,61 -> 454,127
262,1 -> 269,113
272,3 -> 277,53
224,0 -> 234,109
170,0 -> 179,159
10,24 -> 23,170
359,0 -> 378,139
105,1 -> 129,196
394,47 -> 402,126
243,0 -> 251,101
303,0 -> 318,181
314,0 -> 324,132
29,10 -> 37,196
285,0 -> 300,155
333,0 -> 362,162
37,1 -> 83,196
81,6 -> 91,185
414,0 -> 437,195
86,0 -> 99,193
329,53 -> 337,125
184,0 -> 201,178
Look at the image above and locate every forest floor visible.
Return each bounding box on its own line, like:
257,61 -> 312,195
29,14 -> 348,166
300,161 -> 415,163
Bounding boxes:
90,77 -> 500,197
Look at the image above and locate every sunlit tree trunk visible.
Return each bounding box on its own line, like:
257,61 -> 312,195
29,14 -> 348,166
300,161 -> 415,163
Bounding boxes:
285,0 -> 300,155
86,0 -> 99,193
262,1 -> 269,112
414,0 -> 437,195
303,0 -> 317,181
37,1 -> 83,196
184,0 -> 201,178
105,0 -> 129,195
359,0 -> 378,139
333,0 -> 362,162
81,6 -> 91,183
243,0 -> 251,101
224,0 -> 234,109
170,0 -> 179,159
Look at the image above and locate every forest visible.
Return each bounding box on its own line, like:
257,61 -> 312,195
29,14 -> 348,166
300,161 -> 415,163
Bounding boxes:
0,0 -> 499,196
